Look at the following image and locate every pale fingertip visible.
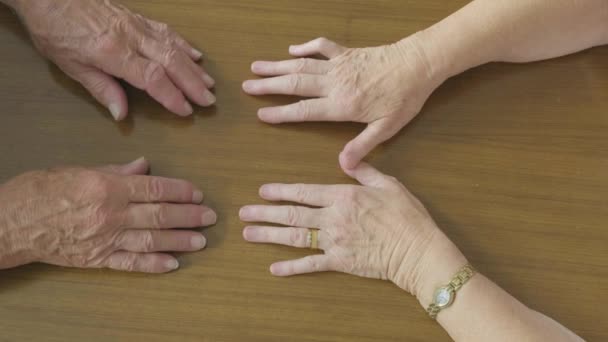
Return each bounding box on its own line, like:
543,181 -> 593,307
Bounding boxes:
201,210 -> 217,225
270,263 -> 280,275
257,108 -> 276,123
124,157 -> 150,175
192,190 -> 204,203
190,234 -> 206,249
202,73 -> 215,88
339,150 -> 358,171
242,226 -> 253,240
183,101 -> 194,115
109,103 -> 123,121
242,80 -> 254,92
165,259 -> 179,270
239,206 -> 252,220
191,48 -> 203,60
259,184 -> 271,197
203,90 -> 216,105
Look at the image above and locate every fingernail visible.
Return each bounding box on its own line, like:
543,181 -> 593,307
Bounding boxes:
203,90 -> 216,105
184,101 -> 193,115
109,103 -> 121,120
202,210 -> 217,225
202,73 -> 215,87
192,190 -> 204,203
259,184 -> 271,196
192,48 -> 203,59
242,80 -> 253,91
166,259 -> 179,270
190,235 -> 206,249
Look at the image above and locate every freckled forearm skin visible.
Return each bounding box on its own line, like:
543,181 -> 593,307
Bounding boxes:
416,0 -> 608,81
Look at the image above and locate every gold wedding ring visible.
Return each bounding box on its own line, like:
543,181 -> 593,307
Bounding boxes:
307,229 -> 319,250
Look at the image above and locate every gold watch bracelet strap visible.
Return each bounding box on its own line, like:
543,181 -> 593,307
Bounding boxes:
426,264 -> 475,319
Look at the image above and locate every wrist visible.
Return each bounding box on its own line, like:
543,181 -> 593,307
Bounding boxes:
412,15 -> 502,81
391,229 -> 468,307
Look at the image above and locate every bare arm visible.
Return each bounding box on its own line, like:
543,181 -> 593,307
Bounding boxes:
241,161 -> 585,341
420,0 -> 608,80
398,234 -> 584,341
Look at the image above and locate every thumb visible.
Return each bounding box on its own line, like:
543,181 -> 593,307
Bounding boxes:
71,65 -> 128,121
98,157 -> 150,175
342,162 -> 393,188
339,119 -> 397,170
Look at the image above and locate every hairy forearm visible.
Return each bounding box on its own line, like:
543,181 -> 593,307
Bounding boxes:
401,234 -> 583,341
416,0 -> 608,80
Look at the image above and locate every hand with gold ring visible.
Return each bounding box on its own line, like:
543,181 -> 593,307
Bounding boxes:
239,162 -> 466,296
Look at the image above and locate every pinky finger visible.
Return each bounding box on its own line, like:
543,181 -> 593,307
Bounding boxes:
270,255 -> 332,277
105,251 -> 179,273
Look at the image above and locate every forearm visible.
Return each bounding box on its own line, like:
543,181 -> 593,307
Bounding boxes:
415,0 -> 608,80
398,233 -> 583,341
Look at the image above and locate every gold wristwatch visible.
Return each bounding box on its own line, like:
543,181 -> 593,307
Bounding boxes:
426,264 -> 475,319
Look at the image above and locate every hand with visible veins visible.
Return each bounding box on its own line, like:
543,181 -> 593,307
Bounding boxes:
0,158 -> 217,273
239,162 -> 450,287
240,162 -> 584,341
1,0 -> 216,120
243,36 -> 442,170
244,0 -> 608,170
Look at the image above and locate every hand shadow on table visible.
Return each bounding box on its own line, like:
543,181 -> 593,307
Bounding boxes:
48,67 -> 219,136
0,264 -> 40,293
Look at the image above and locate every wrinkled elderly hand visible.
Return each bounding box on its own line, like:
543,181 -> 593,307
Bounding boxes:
8,0 -> 215,120
240,163 -> 465,296
0,158 -> 216,273
243,36 -> 445,169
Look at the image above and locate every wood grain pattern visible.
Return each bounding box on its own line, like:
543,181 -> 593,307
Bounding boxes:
0,1 -> 606,341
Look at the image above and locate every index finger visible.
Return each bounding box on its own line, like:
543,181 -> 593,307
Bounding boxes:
259,183 -> 337,207
125,175 -> 204,204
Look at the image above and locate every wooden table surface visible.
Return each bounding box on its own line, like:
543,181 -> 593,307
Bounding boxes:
0,1 -> 606,341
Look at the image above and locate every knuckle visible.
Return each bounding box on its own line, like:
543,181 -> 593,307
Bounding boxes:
307,257 -> 321,272
286,207 -> 300,226
143,62 -> 166,87
119,253 -> 138,271
82,172 -> 113,201
156,22 -> 170,33
290,229 -> 304,246
141,231 -> 156,251
161,48 -> 181,68
145,178 -> 165,202
151,204 -> 167,228
288,74 -> 302,93
293,184 -> 309,203
296,100 -> 310,120
96,34 -> 121,55
294,58 -> 308,73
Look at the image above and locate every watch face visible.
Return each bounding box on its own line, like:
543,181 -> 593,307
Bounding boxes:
434,286 -> 455,308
